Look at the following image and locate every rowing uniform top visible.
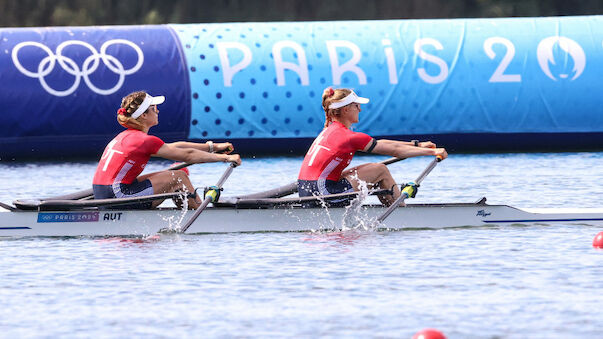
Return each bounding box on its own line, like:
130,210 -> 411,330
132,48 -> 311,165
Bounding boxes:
92,129 -> 164,185
298,121 -> 373,181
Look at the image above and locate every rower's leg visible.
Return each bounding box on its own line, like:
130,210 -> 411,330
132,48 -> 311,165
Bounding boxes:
140,170 -> 200,209
343,163 -> 401,206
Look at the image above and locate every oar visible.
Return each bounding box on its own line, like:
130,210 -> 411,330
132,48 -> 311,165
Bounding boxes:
379,156 -> 406,166
217,187 -> 394,207
166,162 -> 192,171
13,192 -> 196,211
44,162 -> 198,201
179,162 -> 237,233
376,156 -> 443,223
235,156 -> 407,200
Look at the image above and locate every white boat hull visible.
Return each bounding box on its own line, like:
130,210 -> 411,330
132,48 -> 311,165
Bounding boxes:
2,202 -> 603,237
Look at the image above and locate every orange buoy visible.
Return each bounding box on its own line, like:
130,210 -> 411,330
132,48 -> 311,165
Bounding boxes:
412,328 -> 446,339
593,231 -> 603,248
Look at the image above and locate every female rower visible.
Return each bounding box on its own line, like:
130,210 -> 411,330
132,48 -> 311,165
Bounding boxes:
298,87 -> 447,207
92,91 -> 241,209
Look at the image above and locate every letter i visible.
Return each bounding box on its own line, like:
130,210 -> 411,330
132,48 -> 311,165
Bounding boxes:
382,39 -> 398,84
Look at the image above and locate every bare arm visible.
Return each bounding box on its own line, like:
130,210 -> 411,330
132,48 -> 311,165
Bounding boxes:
154,143 -> 241,165
366,139 -> 447,159
168,141 -> 233,154
376,139 -> 436,148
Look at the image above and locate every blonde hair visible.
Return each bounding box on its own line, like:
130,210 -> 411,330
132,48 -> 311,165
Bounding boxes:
321,87 -> 352,128
116,91 -> 148,130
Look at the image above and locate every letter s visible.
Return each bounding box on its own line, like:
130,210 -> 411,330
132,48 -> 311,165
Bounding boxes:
414,38 -> 449,84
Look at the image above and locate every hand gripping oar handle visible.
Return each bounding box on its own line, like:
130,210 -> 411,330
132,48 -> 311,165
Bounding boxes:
376,156 -> 442,223
180,162 -> 237,233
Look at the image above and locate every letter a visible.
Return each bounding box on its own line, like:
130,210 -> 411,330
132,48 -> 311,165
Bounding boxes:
273,41 -> 310,86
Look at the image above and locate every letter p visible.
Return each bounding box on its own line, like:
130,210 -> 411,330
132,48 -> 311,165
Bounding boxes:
217,42 -> 252,87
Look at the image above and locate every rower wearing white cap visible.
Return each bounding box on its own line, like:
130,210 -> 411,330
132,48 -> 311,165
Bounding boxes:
298,87 -> 447,207
92,91 -> 241,209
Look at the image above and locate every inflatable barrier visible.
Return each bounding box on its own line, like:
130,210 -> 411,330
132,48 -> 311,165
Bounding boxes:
1,16 -> 602,159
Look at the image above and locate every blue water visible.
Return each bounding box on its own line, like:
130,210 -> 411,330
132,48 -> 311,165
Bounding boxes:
1,153 -> 603,338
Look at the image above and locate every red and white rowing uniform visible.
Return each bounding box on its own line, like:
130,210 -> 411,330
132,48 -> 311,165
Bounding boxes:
298,121 -> 373,206
92,129 -> 164,203
299,121 -> 372,181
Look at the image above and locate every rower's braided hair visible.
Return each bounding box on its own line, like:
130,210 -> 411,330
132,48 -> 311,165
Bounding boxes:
116,91 -> 147,130
321,87 -> 351,128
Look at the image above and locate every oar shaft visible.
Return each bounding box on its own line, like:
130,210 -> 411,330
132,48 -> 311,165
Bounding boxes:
380,156 -> 405,166
377,157 -> 441,223
167,162 -> 192,171
180,163 -> 236,233
214,163 -> 236,187
415,158 -> 440,184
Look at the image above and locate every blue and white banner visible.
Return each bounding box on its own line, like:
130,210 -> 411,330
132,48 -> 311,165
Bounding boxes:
0,16 -> 602,158
171,16 -> 602,141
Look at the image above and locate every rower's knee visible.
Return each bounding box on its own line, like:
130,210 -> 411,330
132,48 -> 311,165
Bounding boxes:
374,163 -> 388,174
150,171 -> 190,194
168,170 -> 192,188
169,170 -> 187,180
359,162 -> 383,173
368,163 -> 391,179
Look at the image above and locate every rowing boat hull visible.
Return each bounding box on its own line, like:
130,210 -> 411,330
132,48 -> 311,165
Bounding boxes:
2,203 -> 603,237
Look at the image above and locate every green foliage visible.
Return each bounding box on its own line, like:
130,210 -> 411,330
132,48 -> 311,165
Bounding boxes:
0,0 -> 601,27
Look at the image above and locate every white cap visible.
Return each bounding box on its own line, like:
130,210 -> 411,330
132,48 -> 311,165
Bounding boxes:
131,94 -> 165,119
328,90 -> 369,109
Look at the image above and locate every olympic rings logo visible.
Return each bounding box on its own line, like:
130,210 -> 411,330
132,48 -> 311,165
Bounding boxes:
11,39 -> 144,96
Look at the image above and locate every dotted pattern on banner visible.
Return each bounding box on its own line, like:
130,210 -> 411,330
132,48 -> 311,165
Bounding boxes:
170,17 -> 602,140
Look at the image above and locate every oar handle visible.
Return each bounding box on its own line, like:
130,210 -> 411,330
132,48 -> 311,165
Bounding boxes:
180,162 -> 237,233
376,156 -> 442,223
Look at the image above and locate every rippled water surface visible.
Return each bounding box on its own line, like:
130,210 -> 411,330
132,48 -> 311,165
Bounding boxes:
1,153 -> 602,338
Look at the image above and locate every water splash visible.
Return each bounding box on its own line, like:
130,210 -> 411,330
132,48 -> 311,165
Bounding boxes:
309,172 -> 381,233
160,206 -> 188,232
160,174 -> 191,232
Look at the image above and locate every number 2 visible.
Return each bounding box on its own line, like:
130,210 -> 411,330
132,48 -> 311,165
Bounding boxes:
484,37 -> 521,83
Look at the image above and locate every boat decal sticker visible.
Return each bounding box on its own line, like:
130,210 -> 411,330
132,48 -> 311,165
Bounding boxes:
102,212 -> 124,221
37,212 -> 100,223
476,210 -> 492,217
